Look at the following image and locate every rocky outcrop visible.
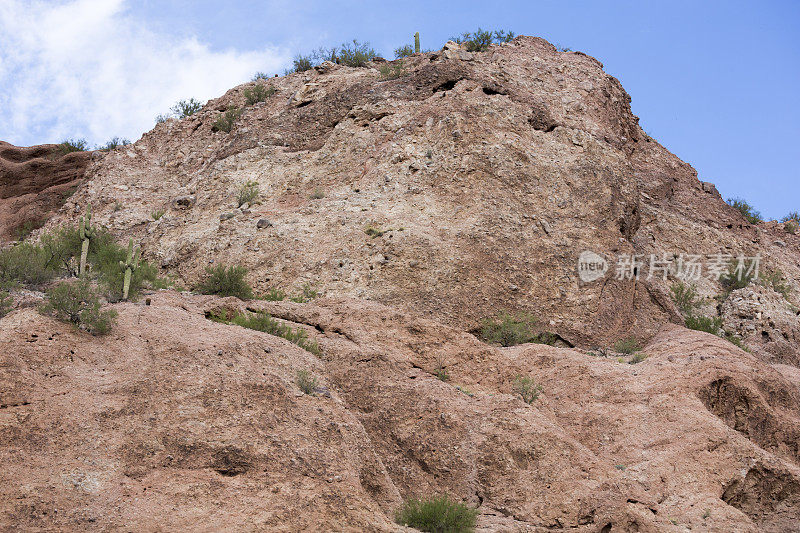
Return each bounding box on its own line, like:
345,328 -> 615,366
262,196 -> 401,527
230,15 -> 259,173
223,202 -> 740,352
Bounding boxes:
0,141 -> 92,241
42,37 -> 798,364
1,291 -> 799,531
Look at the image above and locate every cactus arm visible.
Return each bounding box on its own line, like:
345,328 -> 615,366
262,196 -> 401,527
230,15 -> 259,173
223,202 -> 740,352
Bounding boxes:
414,32 -> 420,53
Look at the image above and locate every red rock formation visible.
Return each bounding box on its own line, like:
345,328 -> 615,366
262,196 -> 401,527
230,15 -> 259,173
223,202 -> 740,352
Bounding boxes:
0,141 -> 92,241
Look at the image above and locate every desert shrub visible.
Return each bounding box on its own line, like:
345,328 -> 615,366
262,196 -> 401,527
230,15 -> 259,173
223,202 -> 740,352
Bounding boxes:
685,315 -> 723,335
261,287 -> 286,301
670,281 -> 703,315
512,375 -> 542,403
0,289 -> 11,318
628,353 -> 648,364
291,54 -> 314,73
338,39 -> 376,67
726,197 -> 762,224
211,106 -> 241,133
451,28 -> 515,52
151,208 -> 165,220
244,82 -> 276,105
91,237 -> 158,302
252,71 -> 270,80
725,333 -> 748,351
379,60 -> 407,80
434,355 -> 449,382
41,280 -> 116,335
310,188 -> 325,199
0,241 -> 60,286
195,265 -> 253,300
13,219 -> 45,241
155,113 -> 170,124
785,221 -> 798,234
229,310 -> 320,354
480,312 -> 532,346
58,139 -> 88,154
720,258 -> 757,292
99,137 -> 130,151
781,211 -> 800,223
296,369 -> 318,395
479,312 -> 554,347
394,44 -> 414,58
236,180 -> 260,206
761,269 -> 791,297
290,283 -> 319,303
613,337 -> 641,354
395,495 -> 478,533
171,98 -> 203,118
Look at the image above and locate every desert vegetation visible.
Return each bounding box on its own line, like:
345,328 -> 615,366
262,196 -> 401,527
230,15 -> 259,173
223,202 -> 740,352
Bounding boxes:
726,197 -> 763,224
243,82 -> 276,105
395,495 -> 478,532
211,106 -> 241,133
195,265 -> 253,300
478,312 -> 556,347
41,279 -> 117,335
57,138 -> 88,154
451,28 -> 515,51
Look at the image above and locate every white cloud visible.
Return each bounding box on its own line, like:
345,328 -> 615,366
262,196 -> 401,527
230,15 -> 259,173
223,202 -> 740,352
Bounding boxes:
0,0 -> 289,146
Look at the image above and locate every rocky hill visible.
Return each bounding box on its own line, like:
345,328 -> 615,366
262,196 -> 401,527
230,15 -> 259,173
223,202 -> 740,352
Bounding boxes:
1,36 -> 799,532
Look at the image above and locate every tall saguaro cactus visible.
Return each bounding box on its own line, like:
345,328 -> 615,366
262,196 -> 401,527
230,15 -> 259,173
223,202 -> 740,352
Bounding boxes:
414,32 -> 420,54
78,204 -> 96,277
119,238 -> 140,301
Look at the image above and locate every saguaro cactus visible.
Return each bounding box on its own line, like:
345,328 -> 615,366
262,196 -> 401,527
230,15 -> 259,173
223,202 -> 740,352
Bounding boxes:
414,32 -> 420,54
78,204 -> 96,277
119,238 -> 140,301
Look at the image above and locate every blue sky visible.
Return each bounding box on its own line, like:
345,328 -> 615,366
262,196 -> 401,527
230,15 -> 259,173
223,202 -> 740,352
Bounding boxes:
1,1 -> 797,219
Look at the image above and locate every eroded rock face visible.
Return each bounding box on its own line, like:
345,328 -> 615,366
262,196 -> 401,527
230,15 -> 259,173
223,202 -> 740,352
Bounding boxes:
0,141 -> 92,241
1,292 -> 799,531
39,36 -> 798,364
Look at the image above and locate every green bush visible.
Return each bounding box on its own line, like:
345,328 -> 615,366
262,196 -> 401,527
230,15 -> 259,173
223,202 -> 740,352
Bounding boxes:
379,60 -> 407,80
92,238 -> 158,302
291,54 -> 314,73
785,221 -> 798,234
451,28 -> 515,52
478,312 -> 556,347
171,98 -> 203,118
394,44 -> 414,58
512,375 -> 542,404
670,282 -> 703,315
244,82 -> 276,105
227,310 -> 320,354
720,258 -> 756,292
296,369 -> 318,395
195,265 -> 253,300
252,71 -> 270,80
337,40 -> 376,67
726,198 -> 762,224
236,181 -> 260,206
58,139 -> 88,154
0,289 -> 11,318
395,495 -> 478,533
760,269 -> 791,297
211,107 -> 241,133
99,137 -> 130,151
261,287 -> 286,301
685,315 -> 723,335
780,211 -> 799,223
628,353 -> 648,364
613,337 -> 641,354
41,280 -> 116,335
289,283 -> 319,303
